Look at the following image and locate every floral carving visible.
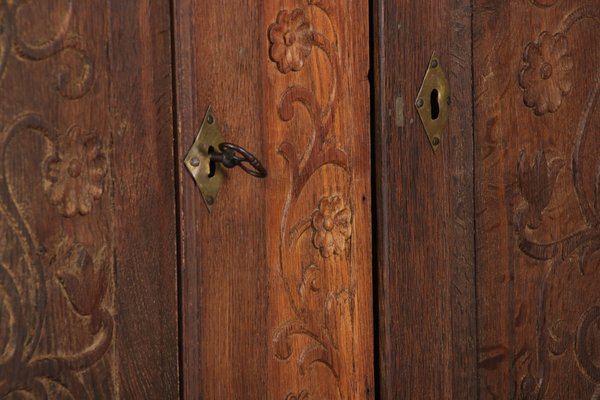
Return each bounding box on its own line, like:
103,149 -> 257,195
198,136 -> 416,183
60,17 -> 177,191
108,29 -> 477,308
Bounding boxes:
43,126 -> 108,217
53,239 -> 109,334
514,6 -> 600,398
518,150 -> 564,229
0,115 -> 114,399
270,2 -> 357,397
519,32 -> 573,115
268,8 -> 314,74
311,195 -> 352,258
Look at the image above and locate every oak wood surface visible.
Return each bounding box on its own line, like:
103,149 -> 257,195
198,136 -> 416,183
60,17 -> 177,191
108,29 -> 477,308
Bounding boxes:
373,1 -> 477,399
174,0 -> 374,398
0,0 -> 179,398
474,1 -> 600,398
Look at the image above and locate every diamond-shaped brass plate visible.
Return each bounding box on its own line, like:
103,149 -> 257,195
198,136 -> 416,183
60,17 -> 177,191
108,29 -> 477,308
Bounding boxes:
415,52 -> 450,152
184,106 -> 225,212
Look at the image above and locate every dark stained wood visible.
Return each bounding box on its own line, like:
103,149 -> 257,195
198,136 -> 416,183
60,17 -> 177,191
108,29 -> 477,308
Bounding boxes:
174,0 -> 374,398
474,1 -> 600,398
173,0 -> 269,398
0,0 -> 178,398
373,0 -> 477,398
108,0 -> 179,397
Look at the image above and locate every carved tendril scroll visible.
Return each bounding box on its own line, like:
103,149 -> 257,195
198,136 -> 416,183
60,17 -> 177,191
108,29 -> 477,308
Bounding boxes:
268,1 -> 355,398
0,0 -> 94,99
0,115 -> 113,399
516,6 -> 600,399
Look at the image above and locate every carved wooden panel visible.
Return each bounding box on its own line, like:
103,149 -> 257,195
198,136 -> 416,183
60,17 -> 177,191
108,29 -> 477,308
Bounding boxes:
474,1 -> 600,398
174,0 -> 373,398
0,0 -> 178,397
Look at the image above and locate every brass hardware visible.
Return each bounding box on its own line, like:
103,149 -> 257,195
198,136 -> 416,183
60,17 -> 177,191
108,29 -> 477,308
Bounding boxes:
415,52 -> 451,151
184,107 -> 267,212
208,143 -> 267,178
184,107 -> 226,212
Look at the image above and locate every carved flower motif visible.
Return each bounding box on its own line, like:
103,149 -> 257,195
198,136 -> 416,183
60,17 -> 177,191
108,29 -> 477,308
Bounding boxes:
43,126 -> 108,217
519,32 -> 573,115
311,195 -> 352,258
268,8 -> 313,73
518,150 -> 564,228
52,239 -> 108,333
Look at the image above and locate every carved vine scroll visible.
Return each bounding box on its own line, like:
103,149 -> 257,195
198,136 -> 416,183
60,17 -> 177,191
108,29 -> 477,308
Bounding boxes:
0,1 -> 112,397
0,115 -> 113,399
515,6 -> 600,399
0,0 -> 94,99
268,1 -> 357,398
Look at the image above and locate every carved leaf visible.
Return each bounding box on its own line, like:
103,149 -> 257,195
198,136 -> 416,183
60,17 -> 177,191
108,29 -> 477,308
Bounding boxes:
548,320 -> 571,356
298,342 -> 336,377
518,150 -> 564,228
273,320 -> 313,361
576,306 -> 600,383
53,241 -> 108,333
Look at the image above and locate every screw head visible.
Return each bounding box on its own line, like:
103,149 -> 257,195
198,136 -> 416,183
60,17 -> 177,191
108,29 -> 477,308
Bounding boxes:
207,115 -> 214,124
432,136 -> 440,146
191,157 -> 200,167
416,98 -> 424,108
206,195 -> 214,205
431,59 -> 438,68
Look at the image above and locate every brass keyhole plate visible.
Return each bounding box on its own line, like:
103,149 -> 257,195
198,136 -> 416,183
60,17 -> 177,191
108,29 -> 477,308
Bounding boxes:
415,52 -> 451,152
184,106 -> 226,212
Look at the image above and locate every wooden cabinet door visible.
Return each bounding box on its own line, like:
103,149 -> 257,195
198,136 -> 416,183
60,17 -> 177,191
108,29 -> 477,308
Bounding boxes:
474,1 -> 600,398
173,0 -> 374,398
375,0 -> 599,398
0,1 -> 179,398
373,1 -> 477,398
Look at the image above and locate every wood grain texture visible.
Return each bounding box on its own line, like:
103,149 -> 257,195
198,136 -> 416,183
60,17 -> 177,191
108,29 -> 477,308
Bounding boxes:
373,0 -> 477,398
0,0 -> 179,398
174,0 -> 374,398
474,1 -> 600,398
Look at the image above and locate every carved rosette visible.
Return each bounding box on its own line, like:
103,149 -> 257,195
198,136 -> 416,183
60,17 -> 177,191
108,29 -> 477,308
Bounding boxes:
311,195 -> 352,258
43,126 -> 108,217
269,8 -> 314,74
519,32 -> 573,116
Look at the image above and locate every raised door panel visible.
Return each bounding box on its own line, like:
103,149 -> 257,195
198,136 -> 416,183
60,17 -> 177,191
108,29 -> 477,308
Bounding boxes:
174,1 -> 374,398
474,1 -> 600,398
0,1 -> 178,398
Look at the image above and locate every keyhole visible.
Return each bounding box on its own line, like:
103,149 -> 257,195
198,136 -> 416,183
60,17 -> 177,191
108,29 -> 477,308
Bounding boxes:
208,146 -> 216,178
430,89 -> 440,120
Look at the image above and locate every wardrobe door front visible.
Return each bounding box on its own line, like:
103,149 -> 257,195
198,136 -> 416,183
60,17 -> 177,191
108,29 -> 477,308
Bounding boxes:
373,1 -> 477,398
174,1 -> 374,398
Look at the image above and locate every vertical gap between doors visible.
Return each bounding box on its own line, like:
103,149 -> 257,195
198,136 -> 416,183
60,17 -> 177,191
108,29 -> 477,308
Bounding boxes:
167,0 -> 185,397
470,0 -> 481,397
369,0 -> 381,398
